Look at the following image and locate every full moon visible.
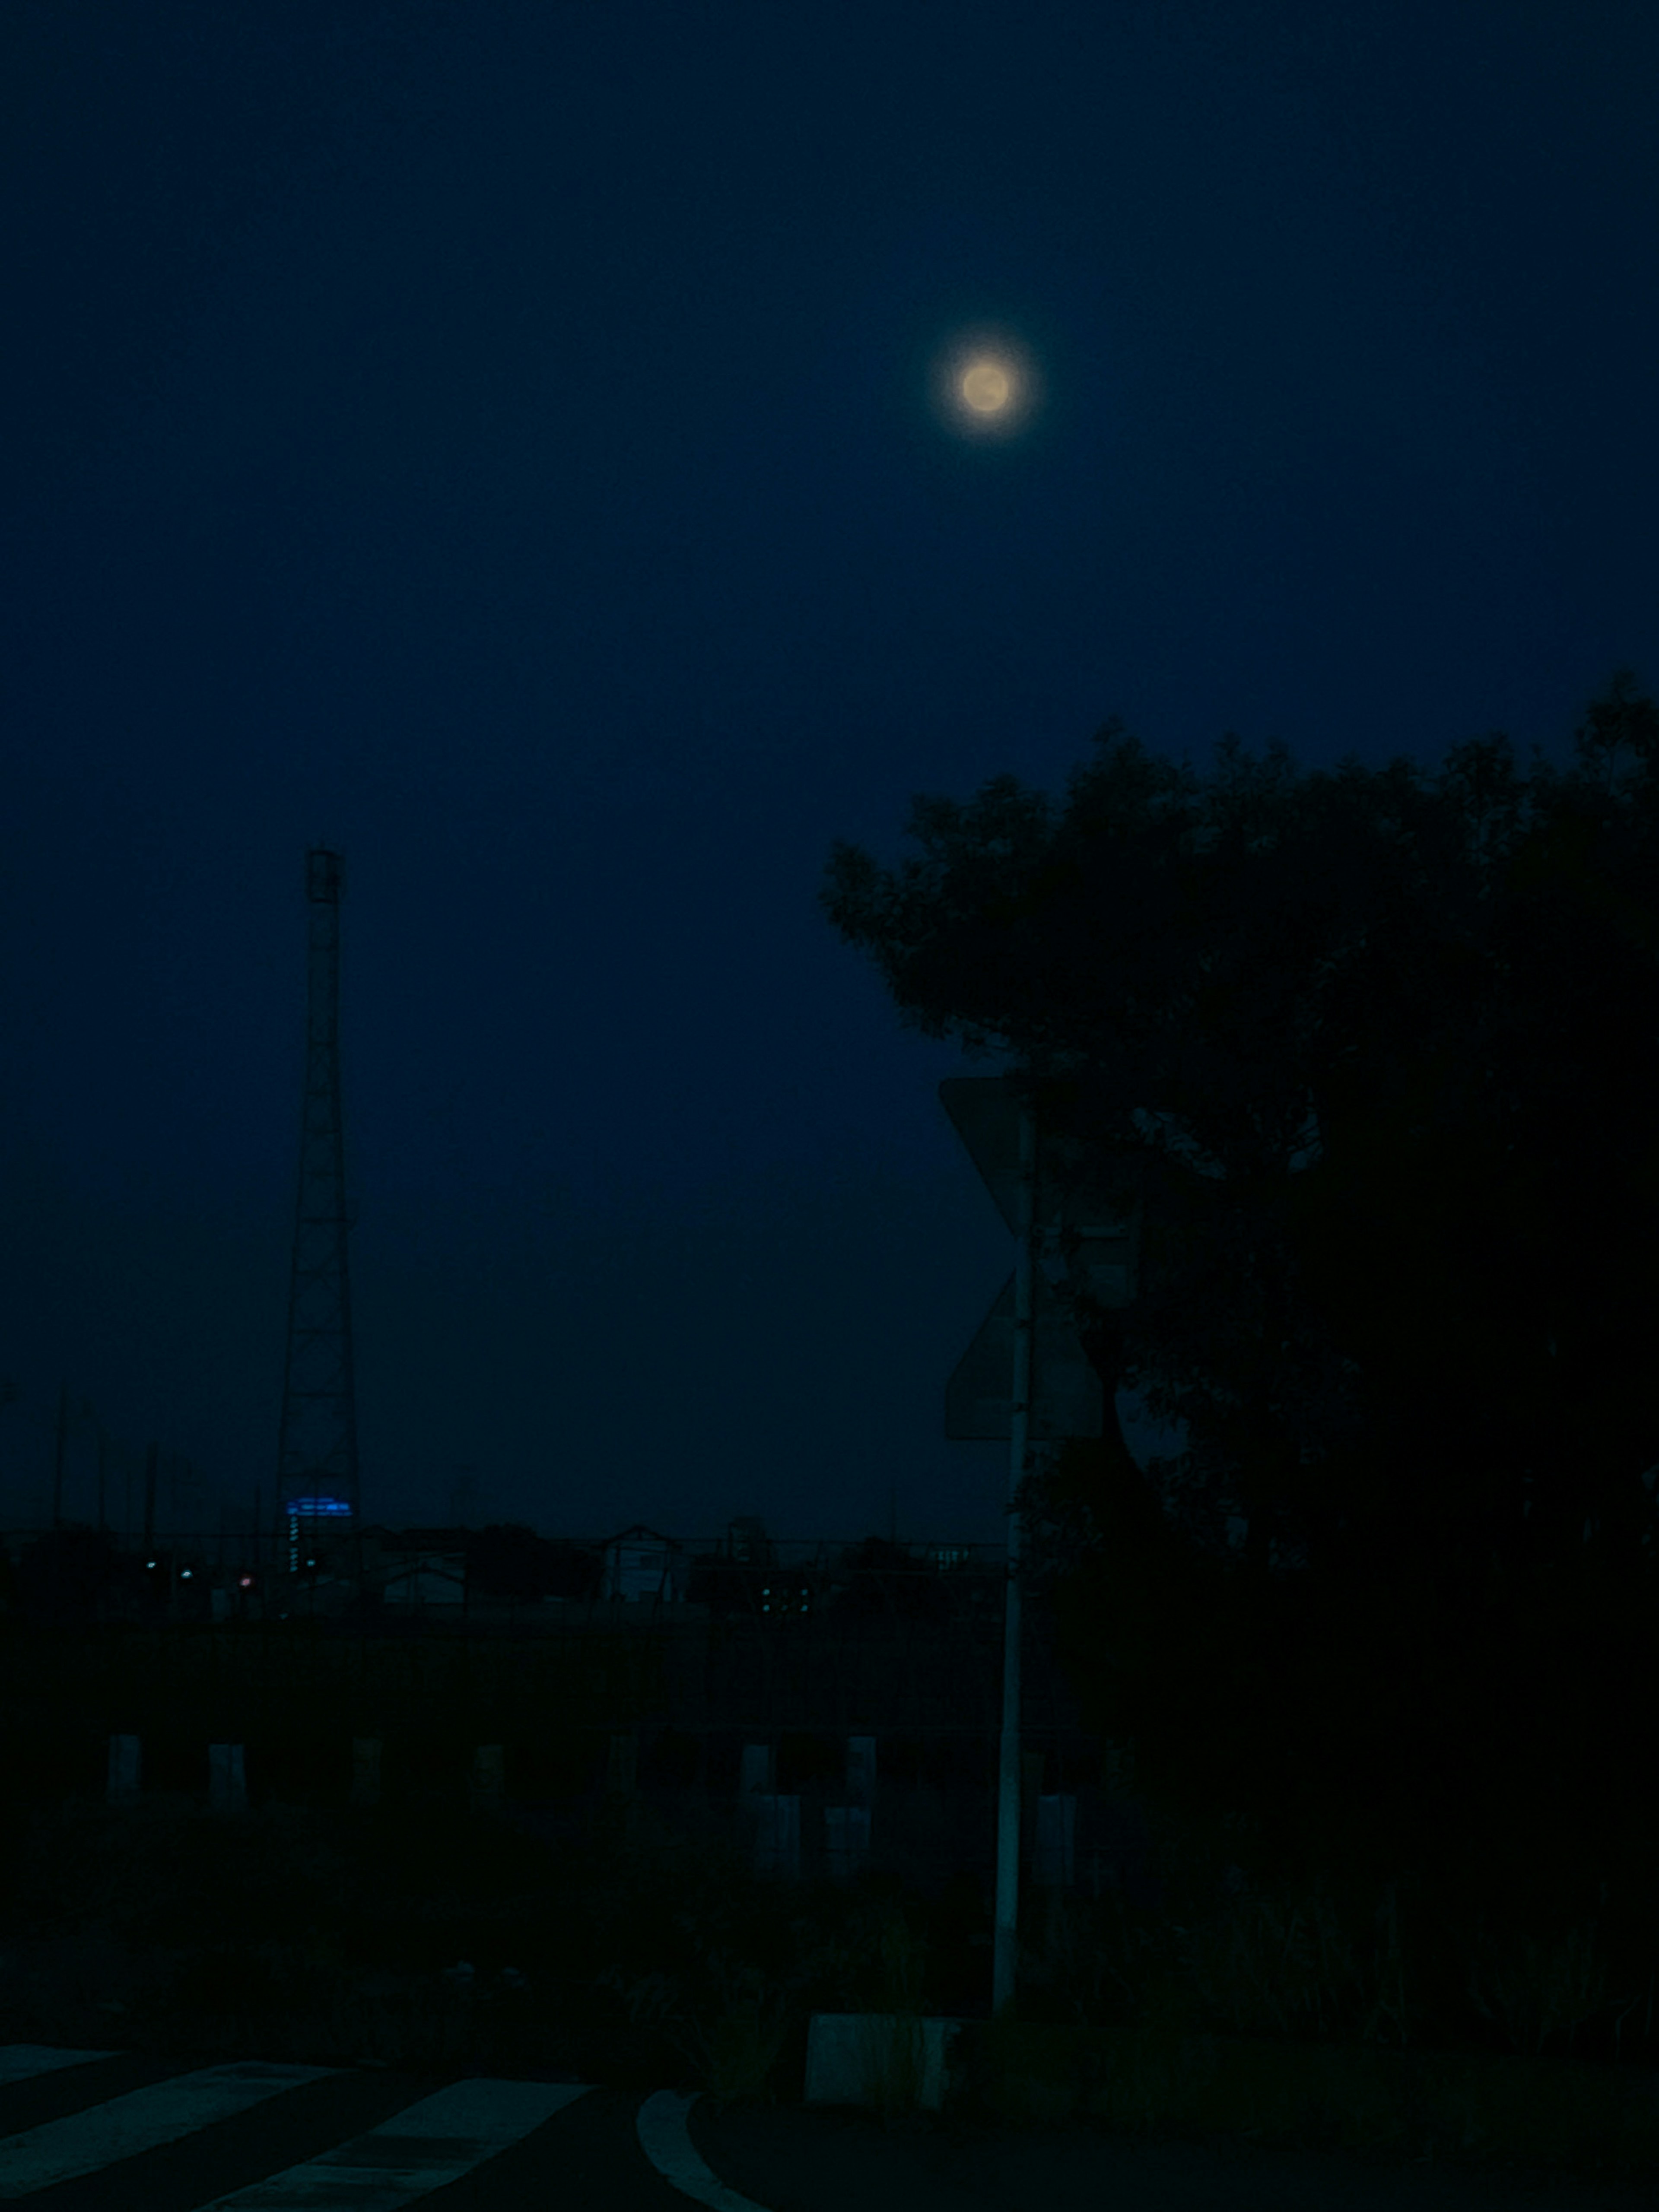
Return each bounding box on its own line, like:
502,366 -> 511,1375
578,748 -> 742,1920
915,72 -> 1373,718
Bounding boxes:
933,329 -> 1037,438
960,359 -> 1012,414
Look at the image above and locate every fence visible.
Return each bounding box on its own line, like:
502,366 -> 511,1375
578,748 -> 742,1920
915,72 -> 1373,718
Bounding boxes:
88,1723 -> 1119,1896
0,1526 -> 1157,1901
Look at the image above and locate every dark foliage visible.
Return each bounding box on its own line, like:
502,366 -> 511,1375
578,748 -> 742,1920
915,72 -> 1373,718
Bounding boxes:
821,670 -> 1659,1924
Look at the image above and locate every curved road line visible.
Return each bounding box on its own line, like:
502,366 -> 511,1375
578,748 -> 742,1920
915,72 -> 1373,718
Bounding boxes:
636,2090 -> 777,2212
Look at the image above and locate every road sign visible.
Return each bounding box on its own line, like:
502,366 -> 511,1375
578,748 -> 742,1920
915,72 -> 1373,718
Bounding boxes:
940,1076 -> 1138,1440
946,1270 -> 1105,1440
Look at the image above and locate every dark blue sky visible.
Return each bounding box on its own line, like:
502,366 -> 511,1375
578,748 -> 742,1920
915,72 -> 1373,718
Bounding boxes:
3,1 -> 1655,1548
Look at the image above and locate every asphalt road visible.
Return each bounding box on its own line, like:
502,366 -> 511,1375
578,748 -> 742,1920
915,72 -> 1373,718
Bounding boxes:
2,2042 -> 1655,2212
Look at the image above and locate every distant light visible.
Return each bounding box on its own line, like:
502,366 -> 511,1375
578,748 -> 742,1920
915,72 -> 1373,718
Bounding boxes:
238,1575 -> 253,1588
146,1559 -> 157,1570
181,1568 -> 193,1578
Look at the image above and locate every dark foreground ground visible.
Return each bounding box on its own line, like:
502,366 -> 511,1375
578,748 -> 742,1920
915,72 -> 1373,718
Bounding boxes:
691,2095 -> 1659,2212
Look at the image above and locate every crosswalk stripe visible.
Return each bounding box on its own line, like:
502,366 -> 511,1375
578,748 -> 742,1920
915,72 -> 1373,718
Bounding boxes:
0,2050 -> 121,2088
0,2061 -> 338,2196
193,2077 -> 593,2209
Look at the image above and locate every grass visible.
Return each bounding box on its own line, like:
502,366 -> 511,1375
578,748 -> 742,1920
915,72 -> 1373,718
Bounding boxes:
1,1778 -> 1656,2187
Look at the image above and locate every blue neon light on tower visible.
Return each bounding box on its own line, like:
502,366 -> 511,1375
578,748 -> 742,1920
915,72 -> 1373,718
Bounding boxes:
275,844 -> 362,1577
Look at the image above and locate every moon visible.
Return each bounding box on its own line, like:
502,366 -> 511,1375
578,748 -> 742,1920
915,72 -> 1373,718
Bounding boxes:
960,358 -> 1012,415
933,329 -> 1037,438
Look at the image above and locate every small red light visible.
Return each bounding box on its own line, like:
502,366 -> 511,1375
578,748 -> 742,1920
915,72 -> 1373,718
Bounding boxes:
238,1575 -> 253,1588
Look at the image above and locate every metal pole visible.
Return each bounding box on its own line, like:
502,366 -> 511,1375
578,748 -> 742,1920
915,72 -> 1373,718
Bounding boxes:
992,1098 -> 1038,2019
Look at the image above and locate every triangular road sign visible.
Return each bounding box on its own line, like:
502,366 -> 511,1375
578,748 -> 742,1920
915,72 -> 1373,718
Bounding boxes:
941,1075 -> 1139,1441
945,1270 -> 1103,1441
939,1076 -> 1135,1236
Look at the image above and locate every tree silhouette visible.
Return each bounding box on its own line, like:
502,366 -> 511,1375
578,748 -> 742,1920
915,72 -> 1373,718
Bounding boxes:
820,672 -> 1659,1928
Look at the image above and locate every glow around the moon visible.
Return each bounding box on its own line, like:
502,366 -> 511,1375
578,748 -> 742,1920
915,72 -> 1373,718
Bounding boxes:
934,330 -> 1037,438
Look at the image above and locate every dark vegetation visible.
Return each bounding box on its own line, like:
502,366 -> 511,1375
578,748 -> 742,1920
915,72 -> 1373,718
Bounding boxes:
2,1765 -> 1658,2184
4,677 -> 1658,2185
820,669 -> 1659,2168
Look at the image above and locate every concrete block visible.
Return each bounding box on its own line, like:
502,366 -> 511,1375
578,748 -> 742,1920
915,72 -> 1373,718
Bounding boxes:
805,2013 -> 964,2114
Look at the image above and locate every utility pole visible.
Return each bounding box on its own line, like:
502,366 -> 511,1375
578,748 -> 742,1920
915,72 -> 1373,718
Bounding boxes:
941,1073 -> 1141,2025
993,1100 -> 1037,2019
276,845 -> 363,1590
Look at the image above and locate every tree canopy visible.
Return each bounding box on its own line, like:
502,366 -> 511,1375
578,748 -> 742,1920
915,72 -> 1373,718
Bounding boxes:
820,671 -> 1659,1921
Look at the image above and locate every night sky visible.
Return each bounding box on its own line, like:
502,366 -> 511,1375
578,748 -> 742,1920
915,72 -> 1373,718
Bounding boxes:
3,2 -> 1656,1552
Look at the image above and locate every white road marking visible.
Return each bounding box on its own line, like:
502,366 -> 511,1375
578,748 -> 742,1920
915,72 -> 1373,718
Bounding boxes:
196,2077 -> 593,2208
0,2049 -> 761,2211
0,2061 -> 338,2195
636,2091 -> 777,2212
0,2049 -> 120,2087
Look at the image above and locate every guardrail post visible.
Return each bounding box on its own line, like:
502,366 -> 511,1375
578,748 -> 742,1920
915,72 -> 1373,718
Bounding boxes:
754,1790 -> 801,1880
846,1733 -> 876,1803
739,1741 -> 774,1801
470,1742 -> 505,1815
350,1736 -> 382,1807
1034,1793 -> 1077,1886
208,1742 -> 247,1814
825,1734 -> 875,1880
824,1803 -> 871,1881
107,1733 -> 141,1806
